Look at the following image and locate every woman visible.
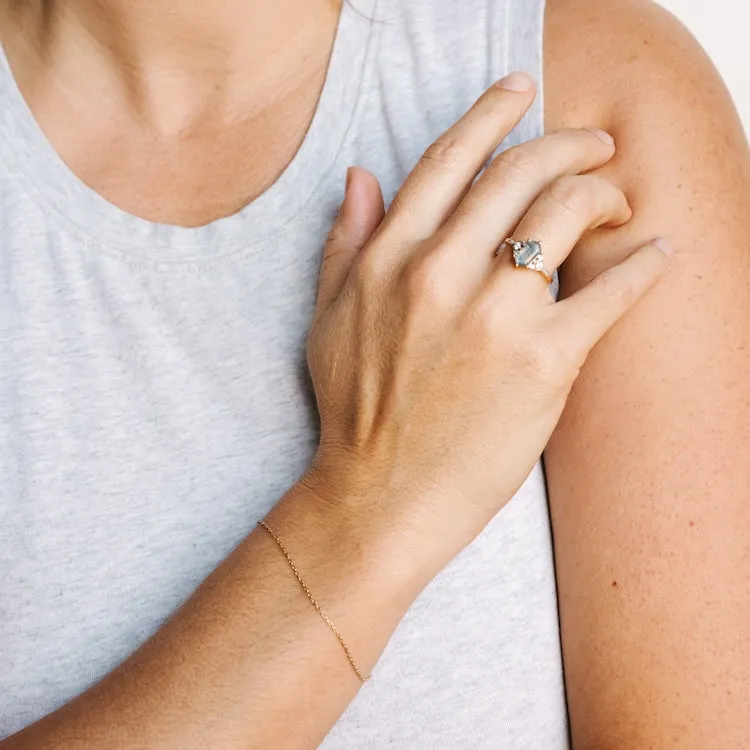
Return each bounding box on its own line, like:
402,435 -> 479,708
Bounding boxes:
0,0 -> 748,747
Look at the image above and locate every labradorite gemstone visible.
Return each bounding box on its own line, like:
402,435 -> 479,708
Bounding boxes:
513,240 -> 542,267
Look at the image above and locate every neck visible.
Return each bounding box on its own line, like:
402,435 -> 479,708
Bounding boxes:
41,0 -> 341,72
4,0 -> 342,131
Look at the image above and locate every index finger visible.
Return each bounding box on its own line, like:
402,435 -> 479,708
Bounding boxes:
382,72 -> 537,246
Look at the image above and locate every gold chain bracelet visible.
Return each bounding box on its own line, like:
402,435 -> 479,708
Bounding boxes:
257,519 -> 370,683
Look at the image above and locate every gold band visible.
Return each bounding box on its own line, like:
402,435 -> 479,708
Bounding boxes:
257,520 -> 370,682
523,266 -> 554,285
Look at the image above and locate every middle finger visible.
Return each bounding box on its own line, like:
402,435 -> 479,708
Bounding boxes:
439,128 -> 617,279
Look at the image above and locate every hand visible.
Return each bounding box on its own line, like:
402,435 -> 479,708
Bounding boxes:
303,72 -> 671,569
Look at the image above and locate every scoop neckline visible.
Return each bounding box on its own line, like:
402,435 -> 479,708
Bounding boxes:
0,2 -> 377,263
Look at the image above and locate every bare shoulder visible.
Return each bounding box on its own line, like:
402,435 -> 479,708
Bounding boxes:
543,0 -> 744,138
543,0 -> 749,280
540,2 -> 750,747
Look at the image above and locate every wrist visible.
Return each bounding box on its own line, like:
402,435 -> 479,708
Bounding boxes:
260,478 -> 432,679
271,474 -> 436,602
295,449 -> 486,576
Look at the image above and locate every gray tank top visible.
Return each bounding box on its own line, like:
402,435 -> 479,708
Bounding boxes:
0,0 -> 569,746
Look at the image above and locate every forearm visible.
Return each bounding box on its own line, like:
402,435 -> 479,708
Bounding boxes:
2,482 -> 429,750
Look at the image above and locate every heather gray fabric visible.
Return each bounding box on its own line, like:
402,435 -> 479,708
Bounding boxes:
0,0 -> 569,746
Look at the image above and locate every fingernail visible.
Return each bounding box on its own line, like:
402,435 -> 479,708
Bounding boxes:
496,71 -> 535,92
345,166 -> 353,192
654,237 -> 675,256
586,128 -> 615,146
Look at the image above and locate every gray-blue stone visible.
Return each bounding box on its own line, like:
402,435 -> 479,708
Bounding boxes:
513,240 -> 542,267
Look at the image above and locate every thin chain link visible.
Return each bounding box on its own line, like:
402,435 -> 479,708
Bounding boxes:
257,519 -> 370,682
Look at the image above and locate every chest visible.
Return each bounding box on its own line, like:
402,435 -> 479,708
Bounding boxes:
0,230 -> 323,592
37,77 -> 326,228
0,204 -> 570,748
0,34 -> 570,744
0,198 -> 340,735
79,115 -> 318,227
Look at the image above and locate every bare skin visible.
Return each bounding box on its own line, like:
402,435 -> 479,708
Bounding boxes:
545,0 -> 750,746
1,0 -> 341,226
0,0 -> 748,748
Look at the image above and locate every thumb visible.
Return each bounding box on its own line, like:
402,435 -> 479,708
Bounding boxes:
313,166 -> 385,326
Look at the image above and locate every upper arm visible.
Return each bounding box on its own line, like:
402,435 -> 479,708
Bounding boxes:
542,0 -> 750,747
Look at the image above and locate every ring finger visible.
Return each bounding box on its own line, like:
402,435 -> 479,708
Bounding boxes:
487,173 -> 632,299
428,128 -> 617,289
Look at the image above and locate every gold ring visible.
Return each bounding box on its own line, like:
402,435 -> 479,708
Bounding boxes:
501,238 -> 553,284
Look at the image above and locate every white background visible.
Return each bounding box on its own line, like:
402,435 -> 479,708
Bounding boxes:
657,0 -> 749,131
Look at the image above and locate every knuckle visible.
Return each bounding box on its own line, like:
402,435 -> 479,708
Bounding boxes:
495,145 -> 539,180
421,136 -> 465,170
547,175 -> 597,218
352,247 -> 388,288
386,189 -> 411,222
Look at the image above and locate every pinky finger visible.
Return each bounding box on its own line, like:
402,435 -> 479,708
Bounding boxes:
555,238 -> 674,356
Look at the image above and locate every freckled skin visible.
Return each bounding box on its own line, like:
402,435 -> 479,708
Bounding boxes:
0,0 -> 746,748
544,0 -> 750,747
